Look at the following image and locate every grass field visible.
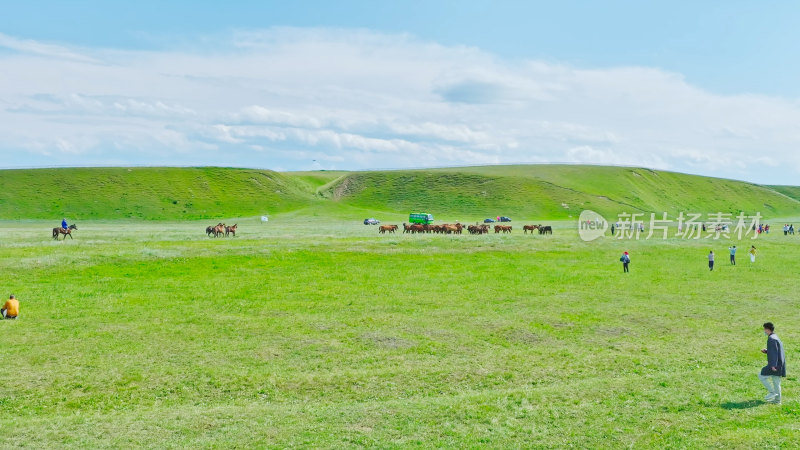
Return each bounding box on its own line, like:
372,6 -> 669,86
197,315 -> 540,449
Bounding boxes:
2,213 -> 799,448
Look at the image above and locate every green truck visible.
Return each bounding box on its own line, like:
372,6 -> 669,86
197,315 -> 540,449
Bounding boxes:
409,212 -> 434,225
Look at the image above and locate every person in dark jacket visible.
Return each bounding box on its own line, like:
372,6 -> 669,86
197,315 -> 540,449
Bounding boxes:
620,251 -> 630,273
758,322 -> 786,404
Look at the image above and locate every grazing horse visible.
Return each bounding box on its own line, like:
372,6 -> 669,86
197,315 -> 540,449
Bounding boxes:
523,224 -> 539,234
539,225 -> 553,235
52,224 -> 77,240
215,224 -> 226,237
225,224 -> 238,237
206,223 -> 223,237
379,225 -> 397,234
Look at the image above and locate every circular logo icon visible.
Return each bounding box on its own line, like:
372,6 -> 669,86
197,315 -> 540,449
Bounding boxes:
578,210 -> 608,241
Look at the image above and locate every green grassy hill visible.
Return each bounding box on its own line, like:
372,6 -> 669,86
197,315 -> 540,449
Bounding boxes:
0,167 -> 316,220
0,165 -> 797,220
318,165 -> 800,220
768,185 -> 800,203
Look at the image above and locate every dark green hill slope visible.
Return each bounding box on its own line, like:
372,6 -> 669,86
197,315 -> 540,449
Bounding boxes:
0,167 -> 314,220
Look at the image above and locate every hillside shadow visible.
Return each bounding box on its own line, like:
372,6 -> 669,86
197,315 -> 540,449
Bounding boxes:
720,400 -> 763,410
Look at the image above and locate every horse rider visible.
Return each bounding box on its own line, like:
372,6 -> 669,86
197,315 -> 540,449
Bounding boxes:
61,218 -> 68,230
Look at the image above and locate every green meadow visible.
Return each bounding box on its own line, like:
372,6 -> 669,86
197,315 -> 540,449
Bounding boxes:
1,215 -> 799,448
1,165 -> 799,447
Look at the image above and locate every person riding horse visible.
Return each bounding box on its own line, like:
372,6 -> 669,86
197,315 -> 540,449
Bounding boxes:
62,218 -> 68,230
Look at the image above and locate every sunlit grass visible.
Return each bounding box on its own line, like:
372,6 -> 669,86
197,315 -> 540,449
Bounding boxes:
0,216 -> 798,447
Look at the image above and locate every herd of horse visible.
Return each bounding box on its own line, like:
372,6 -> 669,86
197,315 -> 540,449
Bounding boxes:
48,220 -> 551,240
205,223 -> 238,237
379,223 -> 553,235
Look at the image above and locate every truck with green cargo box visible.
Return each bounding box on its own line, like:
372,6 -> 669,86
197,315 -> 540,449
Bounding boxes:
408,213 -> 434,224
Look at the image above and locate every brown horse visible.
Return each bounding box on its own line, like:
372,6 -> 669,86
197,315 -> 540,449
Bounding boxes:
495,225 -> 512,234
523,224 -> 539,234
225,224 -> 238,237
52,224 -> 77,240
212,223 -> 226,237
206,223 -> 224,237
379,225 -> 397,234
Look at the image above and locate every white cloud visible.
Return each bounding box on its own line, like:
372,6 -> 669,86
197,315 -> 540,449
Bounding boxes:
0,28 -> 799,182
0,32 -> 99,63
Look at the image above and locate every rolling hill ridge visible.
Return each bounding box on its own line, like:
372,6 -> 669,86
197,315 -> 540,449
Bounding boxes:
0,165 -> 797,220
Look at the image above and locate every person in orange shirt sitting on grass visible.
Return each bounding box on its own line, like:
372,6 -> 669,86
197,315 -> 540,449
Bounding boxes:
2,294 -> 19,319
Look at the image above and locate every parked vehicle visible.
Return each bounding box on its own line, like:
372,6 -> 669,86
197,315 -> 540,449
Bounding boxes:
499,216 -> 512,222
409,213 -> 434,225
364,218 -> 380,225
484,218 -> 495,223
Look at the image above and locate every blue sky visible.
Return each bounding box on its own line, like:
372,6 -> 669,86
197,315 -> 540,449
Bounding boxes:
1,1 -> 799,183
4,1 -> 797,96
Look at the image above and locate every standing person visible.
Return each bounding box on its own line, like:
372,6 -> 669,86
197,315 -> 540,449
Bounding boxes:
610,223 -> 615,235
708,251 -> 714,271
620,251 -> 630,273
749,246 -> 757,263
758,322 -> 786,404
1,294 -> 19,319
729,245 -> 736,265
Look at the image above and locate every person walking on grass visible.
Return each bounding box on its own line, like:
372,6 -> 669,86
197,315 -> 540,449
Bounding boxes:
759,322 -> 786,404
750,245 -> 757,263
708,251 -> 714,271
729,246 -> 736,265
1,294 -> 19,319
620,251 -> 630,273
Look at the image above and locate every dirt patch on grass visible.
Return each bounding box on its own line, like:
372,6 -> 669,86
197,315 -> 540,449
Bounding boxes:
360,332 -> 413,349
